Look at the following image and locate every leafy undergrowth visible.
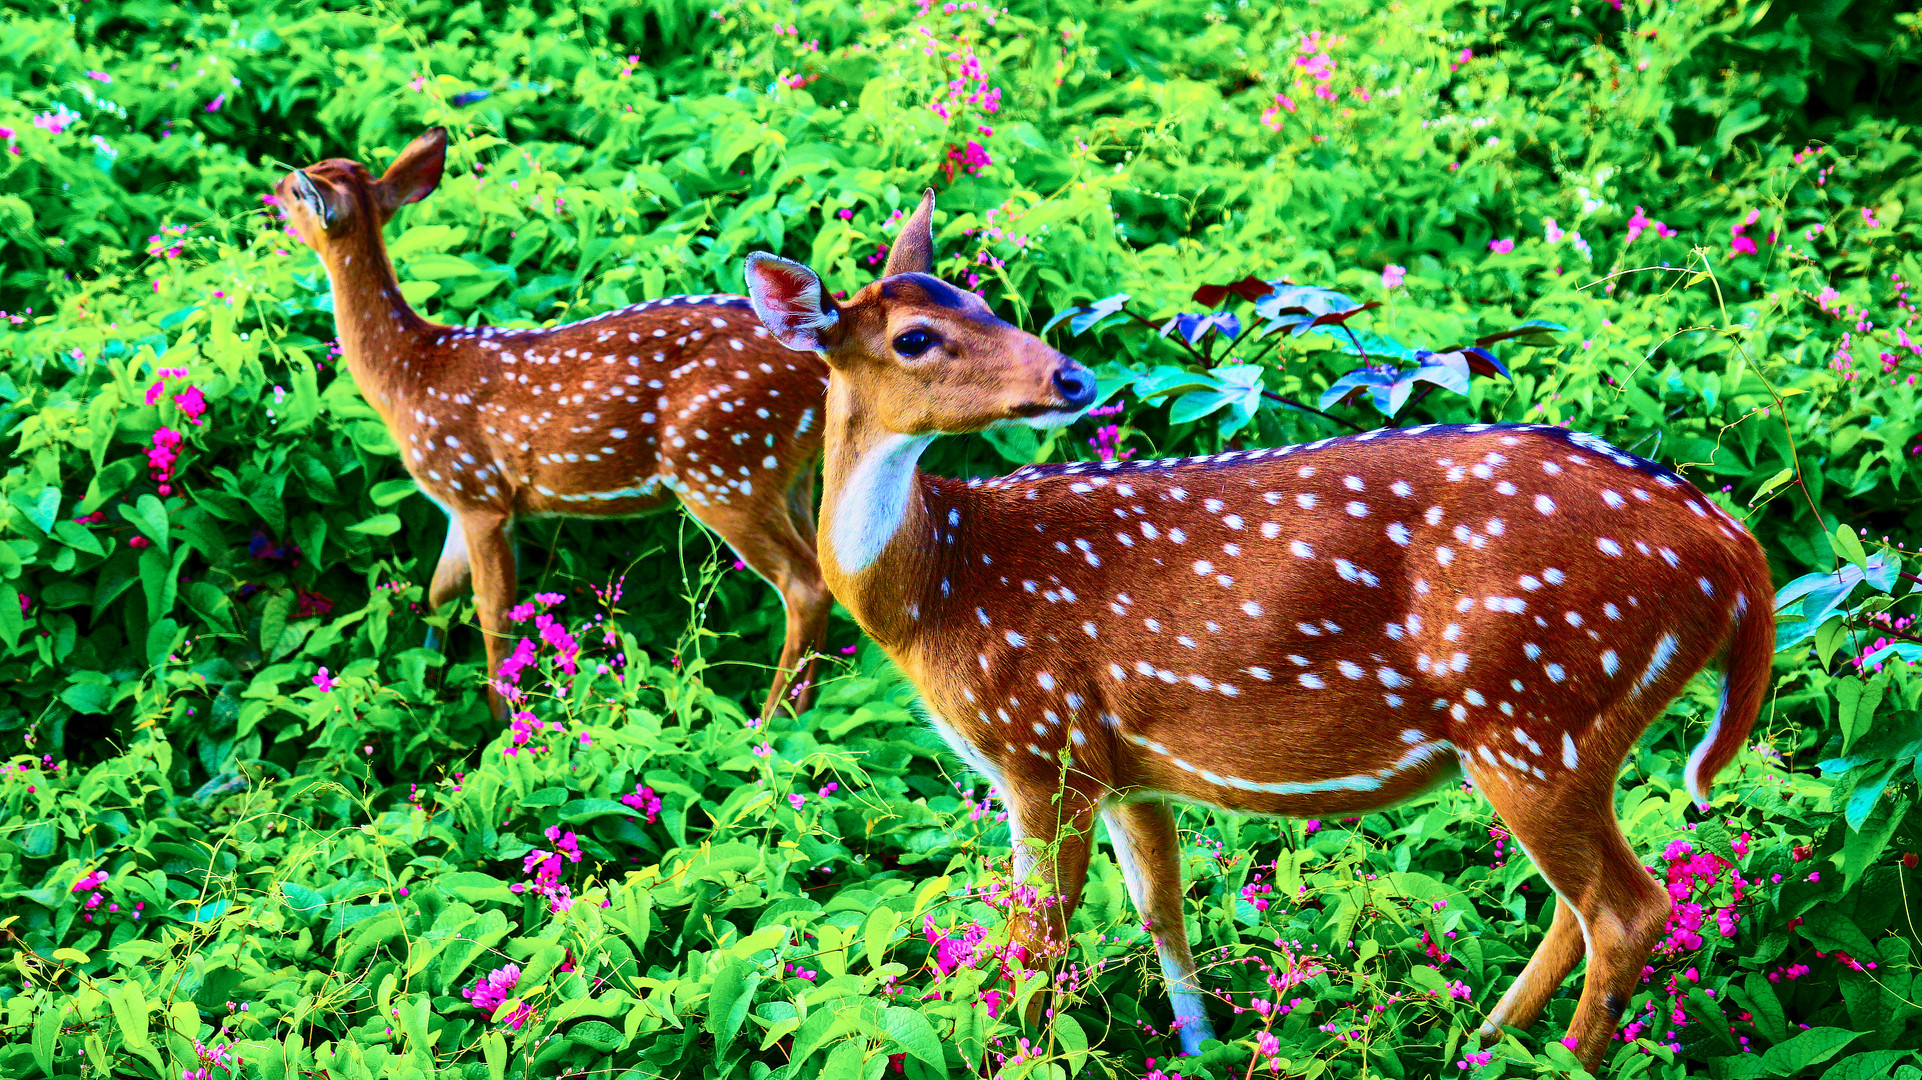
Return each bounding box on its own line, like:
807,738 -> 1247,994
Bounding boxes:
4,0 -> 1922,1077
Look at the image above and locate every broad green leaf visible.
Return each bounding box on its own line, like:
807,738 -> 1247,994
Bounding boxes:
1760,1027 -> 1860,1074
345,512 -> 402,536
118,494 -> 169,551
880,1006 -> 945,1070
1832,525 -> 1868,570
369,478 -> 420,506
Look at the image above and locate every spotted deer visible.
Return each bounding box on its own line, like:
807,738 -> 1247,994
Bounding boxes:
276,128 -> 831,721
742,191 -> 1775,1069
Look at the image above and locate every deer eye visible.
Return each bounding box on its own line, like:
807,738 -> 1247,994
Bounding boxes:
893,329 -> 936,358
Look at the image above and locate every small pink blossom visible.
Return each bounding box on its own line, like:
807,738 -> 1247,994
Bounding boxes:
1381,264 -> 1406,289
1488,238 -> 1514,254
205,93 -> 226,113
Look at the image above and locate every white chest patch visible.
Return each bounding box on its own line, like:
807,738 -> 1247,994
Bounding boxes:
829,433 -> 935,575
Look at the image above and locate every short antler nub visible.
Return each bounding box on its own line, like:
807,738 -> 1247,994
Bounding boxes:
881,188 -> 938,277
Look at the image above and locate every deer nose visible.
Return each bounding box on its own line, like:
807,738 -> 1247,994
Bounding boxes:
1052,364 -> 1096,410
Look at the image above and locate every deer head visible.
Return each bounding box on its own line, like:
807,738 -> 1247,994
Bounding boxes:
275,127 -> 449,258
742,189 -> 1096,436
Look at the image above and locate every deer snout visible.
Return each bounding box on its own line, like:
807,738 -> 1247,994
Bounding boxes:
1051,362 -> 1097,410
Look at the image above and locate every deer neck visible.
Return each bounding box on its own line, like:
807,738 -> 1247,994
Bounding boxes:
818,376 -> 941,651
318,228 -> 433,420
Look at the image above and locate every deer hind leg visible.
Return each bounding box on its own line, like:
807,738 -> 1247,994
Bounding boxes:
1464,756 -> 1670,1073
1477,896 -> 1586,1039
685,494 -> 829,722
1002,780 -> 1098,1034
779,467 -> 829,717
424,514 -> 474,657
1102,798 -> 1215,1055
460,511 -> 518,721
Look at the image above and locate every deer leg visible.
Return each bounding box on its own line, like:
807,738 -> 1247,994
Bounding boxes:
1003,782 -> 1097,1033
779,468 -> 828,717
1102,798 -> 1214,1055
460,511 -> 517,721
424,515 -> 473,658
1476,896 -> 1586,1040
1463,759 -> 1670,1073
687,498 -> 829,722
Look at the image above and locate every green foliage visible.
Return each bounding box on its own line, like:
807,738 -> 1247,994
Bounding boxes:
3,0 -> 1922,1077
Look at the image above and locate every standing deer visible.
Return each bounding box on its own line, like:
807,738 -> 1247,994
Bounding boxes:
276,128 -> 831,721
742,191 -> 1774,1070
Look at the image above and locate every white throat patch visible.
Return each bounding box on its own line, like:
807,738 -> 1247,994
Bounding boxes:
829,432 -> 936,575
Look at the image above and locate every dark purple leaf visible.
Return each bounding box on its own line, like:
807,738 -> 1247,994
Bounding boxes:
1191,275 -> 1275,308
1462,347 -> 1512,379
1471,320 -> 1567,349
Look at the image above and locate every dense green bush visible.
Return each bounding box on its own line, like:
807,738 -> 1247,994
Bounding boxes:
3,0 -> 1922,1077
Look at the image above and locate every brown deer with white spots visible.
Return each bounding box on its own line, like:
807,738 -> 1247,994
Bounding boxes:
743,192 -> 1775,1069
276,128 -> 831,722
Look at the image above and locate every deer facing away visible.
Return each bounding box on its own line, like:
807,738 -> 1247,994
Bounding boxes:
742,192 -> 1775,1071
275,128 -> 831,721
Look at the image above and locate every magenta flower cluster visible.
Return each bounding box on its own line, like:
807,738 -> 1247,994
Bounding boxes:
463,964 -> 532,1030
514,824 -> 583,913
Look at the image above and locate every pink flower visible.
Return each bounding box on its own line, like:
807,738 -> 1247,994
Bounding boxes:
924,915 -> 987,976
1381,264 -> 1406,289
1625,206 -> 1652,244
173,386 -> 207,424
86,71 -> 112,83
205,93 -> 226,113
837,207 -> 854,219
1543,217 -> 1564,244
1488,238 -> 1514,254
1863,206 -> 1882,228
464,965 -> 531,1029
313,667 -> 337,692
620,784 -> 662,823
1730,209 -> 1761,256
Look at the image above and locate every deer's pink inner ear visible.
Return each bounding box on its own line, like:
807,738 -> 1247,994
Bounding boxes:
746,254 -> 838,350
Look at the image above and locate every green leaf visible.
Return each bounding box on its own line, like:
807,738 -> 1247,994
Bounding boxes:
345,513 -> 402,536
10,487 -> 59,535
1753,467 -> 1794,501
369,478 -> 420,507
864,906 -> 899,970
60,678 -> 111,714
1760,1028 -> 1860,1074
567,1019 -> 625,1052
482,1030 -> 507,1080
1054,1013 -> 1088,1076
1842,793 -> 1909,886
1832,525 -> 1868,570
438,872 -> 517,904
107,981 -> 153,1051
402,253 -> 483,279
880,1006 -> 945,1070
32,999 -> 60,1075
1740,972 -> 1787,1044
53,518 -> 105,556
20,820 -> 55,857
119,494 -> 169,551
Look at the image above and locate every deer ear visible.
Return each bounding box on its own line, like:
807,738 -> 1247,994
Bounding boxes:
746,253 -> 842,353
377,127 -> 448,215
292,170 -> 334,225
880,188 -> 937,278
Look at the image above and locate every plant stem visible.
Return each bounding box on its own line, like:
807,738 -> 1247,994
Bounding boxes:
1262,390 -> 1367,433
1120,306 -> 1208,364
